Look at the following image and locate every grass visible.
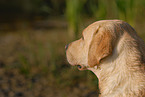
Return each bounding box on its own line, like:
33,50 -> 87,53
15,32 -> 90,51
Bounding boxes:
0,27 -> 100,96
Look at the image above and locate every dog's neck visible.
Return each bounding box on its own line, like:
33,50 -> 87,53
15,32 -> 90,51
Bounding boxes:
88,35 -> 144,97
89,53 -> 129,96
89,52 -> 143,97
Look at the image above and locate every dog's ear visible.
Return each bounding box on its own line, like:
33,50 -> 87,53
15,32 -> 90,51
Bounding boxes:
88,30 -> 114,67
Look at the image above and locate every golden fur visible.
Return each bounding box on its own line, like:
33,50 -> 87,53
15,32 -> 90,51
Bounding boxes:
66,20 -> 145,97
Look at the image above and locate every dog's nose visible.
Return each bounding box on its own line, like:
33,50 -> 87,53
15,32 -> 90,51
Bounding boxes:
65,44 -> 69,50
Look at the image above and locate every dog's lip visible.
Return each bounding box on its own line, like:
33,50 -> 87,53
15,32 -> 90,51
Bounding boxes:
77,65 -> 82,69
69,63 -> 88,70
76,64 -> 87,70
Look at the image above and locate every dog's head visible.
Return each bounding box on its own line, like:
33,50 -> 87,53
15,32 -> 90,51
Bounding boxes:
65,20 -> 133,70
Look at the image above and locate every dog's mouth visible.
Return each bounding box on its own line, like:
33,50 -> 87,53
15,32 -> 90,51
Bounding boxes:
76,64 -> 87,70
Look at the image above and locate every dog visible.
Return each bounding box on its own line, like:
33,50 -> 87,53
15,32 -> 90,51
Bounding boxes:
65,20 -> 145,97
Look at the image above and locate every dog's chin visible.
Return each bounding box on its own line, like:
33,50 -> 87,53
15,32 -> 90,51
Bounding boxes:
67,58 -> 87,70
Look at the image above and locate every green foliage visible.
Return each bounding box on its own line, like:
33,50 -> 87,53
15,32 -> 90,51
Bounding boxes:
19,54 -> 30,76
96,0 -> 107,20
116,0 -> 135,25
65,0 -> 145,39
66,0 -> 82,39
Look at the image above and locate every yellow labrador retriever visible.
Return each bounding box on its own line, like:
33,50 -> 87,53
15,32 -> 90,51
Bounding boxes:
65,20 -> 145,97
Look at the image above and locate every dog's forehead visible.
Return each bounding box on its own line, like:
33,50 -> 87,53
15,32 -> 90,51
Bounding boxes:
83,21 -> 106,36
83,22 -> 99,36
83,20 -> 122,36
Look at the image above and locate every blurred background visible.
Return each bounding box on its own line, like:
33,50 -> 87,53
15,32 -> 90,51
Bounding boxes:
0,0 -> 145,97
